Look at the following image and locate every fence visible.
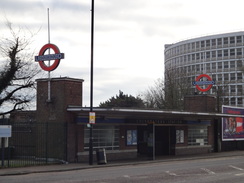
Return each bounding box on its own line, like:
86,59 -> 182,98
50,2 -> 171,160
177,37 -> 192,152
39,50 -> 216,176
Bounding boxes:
0,119 -> 67,168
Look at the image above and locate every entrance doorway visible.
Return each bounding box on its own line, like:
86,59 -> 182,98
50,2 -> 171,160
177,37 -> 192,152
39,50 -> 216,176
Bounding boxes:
137,125 -> 174,156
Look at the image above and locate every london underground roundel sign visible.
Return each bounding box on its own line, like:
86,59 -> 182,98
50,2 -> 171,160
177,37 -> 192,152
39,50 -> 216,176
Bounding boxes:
35,43 -> 64,71
192,74 -> 215,92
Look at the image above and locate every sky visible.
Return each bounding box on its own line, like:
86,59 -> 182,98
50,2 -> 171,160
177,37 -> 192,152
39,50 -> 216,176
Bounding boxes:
1,0 -> 244,107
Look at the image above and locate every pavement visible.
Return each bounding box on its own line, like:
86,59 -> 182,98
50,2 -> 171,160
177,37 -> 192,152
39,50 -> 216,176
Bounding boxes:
1,150 -> 244,176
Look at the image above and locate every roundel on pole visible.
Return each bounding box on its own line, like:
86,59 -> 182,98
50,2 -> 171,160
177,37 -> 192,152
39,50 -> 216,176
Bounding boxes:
192,74 -> 215,92
35,43 -> 64,71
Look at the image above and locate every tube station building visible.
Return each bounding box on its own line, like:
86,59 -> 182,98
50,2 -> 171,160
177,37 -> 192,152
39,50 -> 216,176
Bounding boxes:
9,77 -> 244,163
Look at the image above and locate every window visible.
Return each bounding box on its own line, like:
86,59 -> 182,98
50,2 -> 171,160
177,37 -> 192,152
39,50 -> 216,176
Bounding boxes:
230,49 -> 235,56
196,42 -> 200,49
218,62 -> 222,69
237,36 -> 242,43
212,63 -> 216,69
196,53 -> 200,60
237,60 -> 242,67
230,73 -> 235,80
230,37 -> 235,44
206,63 -> 210,70
201,41 -> 205,48
206,52 -> 210,59
218,74 -> 222,81
224,74 -> 229,80
217,50 -> 222,57
230,85 -> 236,93
206,40 -> 210,47
191,42 -> 195,50
188,126 -> 208,146
217,38 -> 222,45
231,98 -> 236,105
211,39 -> 216,46
238,98 -> 243,105
211,51 -> 216,58
224,61 -> 229,69
224,37 -> 228,45
237,48 -> 242,56
237,85 -> 242,93
84,125 -> 119,151
230,61 -> 235,68
237,73 -> 242,80
224,49 -> 228,57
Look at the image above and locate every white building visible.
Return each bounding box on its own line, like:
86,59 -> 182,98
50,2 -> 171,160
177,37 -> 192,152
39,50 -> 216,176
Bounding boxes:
164,31 -> 244,107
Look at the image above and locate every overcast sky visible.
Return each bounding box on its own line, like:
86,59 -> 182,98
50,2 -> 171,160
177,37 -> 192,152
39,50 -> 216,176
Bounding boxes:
1,0 -> 244,107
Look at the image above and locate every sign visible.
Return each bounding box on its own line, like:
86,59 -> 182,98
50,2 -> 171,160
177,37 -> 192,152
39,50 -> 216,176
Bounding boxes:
89,112 -> 96,124
192,74 -> 215,92
0,125 -> 12,138
35,43 -> 64,71
222,105 -> 244,141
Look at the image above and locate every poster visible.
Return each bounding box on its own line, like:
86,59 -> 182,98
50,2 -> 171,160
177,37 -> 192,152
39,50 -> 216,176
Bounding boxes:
222,105 -> 244,141
127,130 -> 137,145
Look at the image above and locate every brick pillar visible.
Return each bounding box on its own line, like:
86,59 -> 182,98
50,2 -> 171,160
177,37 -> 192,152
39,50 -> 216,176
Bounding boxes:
184,95 -> 216,112
36,77 -> 84,162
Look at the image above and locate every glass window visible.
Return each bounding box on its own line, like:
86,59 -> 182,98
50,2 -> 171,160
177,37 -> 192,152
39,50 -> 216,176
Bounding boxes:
196,42 -> 199,49
218,62 -> 222,69
237,36 -> 242,43
224,37 -> 228,44
218,74 -> 222,81
224,61 -> 229,69
191,42 -> 195,50
217,38 -> 222,45
201,41 -> 205,48
237,73 -> 242,80
206,63 -> 210,70
224,49 -> 228,57
84,125 -> 119,151
212,63 -> 216,69
176,130 -> 184,144
237,48 -> 242,56
188,126 -> 208,146
224,74 -> 229,80
206,52 -> 210,58
230,49 -> 235,56
196,53 -> 200,60
217,50 -> 222,57
231,98 -> 236,105
230,37 -> 235,44
237,85 -> 242,93
206,40 -> 210,47
238,98 -> 243,105
192,54 -> 195,60
230,73 -> 235,80
211,39 -> 216,46
237,60 -> 242,67
211,51 -> 216,58
230,85 -> 235,92
230,61 -> 235,68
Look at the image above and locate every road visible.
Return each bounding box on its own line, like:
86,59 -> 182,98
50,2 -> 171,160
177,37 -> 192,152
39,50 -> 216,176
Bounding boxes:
2,155 -> 244,183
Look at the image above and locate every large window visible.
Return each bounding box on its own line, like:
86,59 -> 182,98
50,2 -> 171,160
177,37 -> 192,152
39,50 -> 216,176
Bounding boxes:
188,126 -> 208,146
84,125 -> 119,151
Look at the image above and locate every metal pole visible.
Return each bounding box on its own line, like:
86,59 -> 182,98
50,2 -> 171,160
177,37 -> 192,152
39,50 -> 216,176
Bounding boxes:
47,8 -> 51,102
89,0 -> 94,165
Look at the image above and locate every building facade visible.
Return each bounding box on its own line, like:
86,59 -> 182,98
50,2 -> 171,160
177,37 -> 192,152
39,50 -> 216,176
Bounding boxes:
164,31 -> 244,107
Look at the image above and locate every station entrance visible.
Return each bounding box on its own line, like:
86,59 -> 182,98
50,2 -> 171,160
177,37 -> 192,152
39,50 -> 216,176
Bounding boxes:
137,125 -> 175,157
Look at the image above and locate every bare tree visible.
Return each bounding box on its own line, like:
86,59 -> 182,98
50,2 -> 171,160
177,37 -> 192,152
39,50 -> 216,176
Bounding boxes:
0,21 -> 42,116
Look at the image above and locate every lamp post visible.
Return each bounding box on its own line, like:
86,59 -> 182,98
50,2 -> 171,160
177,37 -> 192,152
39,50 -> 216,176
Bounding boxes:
89,0 -> 95,165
